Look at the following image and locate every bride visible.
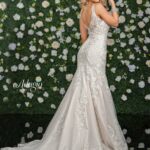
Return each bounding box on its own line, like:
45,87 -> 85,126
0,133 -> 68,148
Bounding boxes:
1,0 -> 128,149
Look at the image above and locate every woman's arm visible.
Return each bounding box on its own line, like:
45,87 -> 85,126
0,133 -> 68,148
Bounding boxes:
96,1 -> 119,28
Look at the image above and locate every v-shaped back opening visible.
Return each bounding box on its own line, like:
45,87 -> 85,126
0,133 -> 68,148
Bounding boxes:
80,3 -> 103,30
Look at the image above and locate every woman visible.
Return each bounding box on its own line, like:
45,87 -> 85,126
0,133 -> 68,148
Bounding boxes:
1,0 -> 128,149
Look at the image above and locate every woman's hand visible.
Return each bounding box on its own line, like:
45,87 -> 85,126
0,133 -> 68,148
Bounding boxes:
108,0 -> 116,6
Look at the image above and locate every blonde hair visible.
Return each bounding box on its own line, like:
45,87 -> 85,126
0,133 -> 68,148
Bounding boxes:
80,0 -> 108,9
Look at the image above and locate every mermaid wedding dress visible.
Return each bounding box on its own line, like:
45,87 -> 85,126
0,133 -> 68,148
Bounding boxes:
1,4 -> 128,150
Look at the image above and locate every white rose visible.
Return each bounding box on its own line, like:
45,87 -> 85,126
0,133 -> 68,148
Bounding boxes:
42,1 -> 50,8
107,38 -> 115,46
18,63 -> 24,70
144,94 -> 150,100
66,18 -> 74,27
17,2 -> 24,9
121,94 -> 127,101
0,2 -> 7,11
37,97 -> 44,103
146,60 -> 150,67
136,0 -> 142,4
11,65 -> 18,72
36,76 -> 42,82
138,81 -> 145,88
59,87 -> 65,95
110,85 -> 116,92
66,73 -> 73,82
51,41 -> 60,49
35,21 -> 44,28
37,127 -> 43,133
27,92 -> 34,99
115,76 -> 121,82
138,21 -> 145,28
119,16 -> 126,23
8,43 -> 16,50
51,104 -> 56,109
16,31 -> 24,38
148,77 -> 150,84
29,45 -> 36,52
48,68 -> 55,77
43,91 -> 49,97
13,14 -> 21,21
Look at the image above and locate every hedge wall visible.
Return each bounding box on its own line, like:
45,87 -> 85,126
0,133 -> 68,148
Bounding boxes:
0,0 -> 150,115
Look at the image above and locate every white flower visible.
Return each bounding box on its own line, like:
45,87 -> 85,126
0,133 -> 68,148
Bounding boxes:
25,102 -> 30,107
48,68 -> 55,77
8,43 -> 16,50
145,94 -> 150,100
35,21 -> 44,28
0,66 -> 4,73
66,36 -> 71,43
66,73 -> 73,82
129,79 -> 135,84
115,76 -> 121,82
27,131 -> 34,138
37,97 -> 44,103
51,50 -> 57,56
51,104 -> 56,109
13,14 -> 21,21
37,127 -> 43,133
35,76 -> 42,82
146,60 -> 150,67
145,128 -> 150,134
119,16 -> 126,23
138,21 -> 145,28
43,91 -> 49,97
27,92 -> 34,99
148,77 -> 150,84
11,65 -> 18,72
52,86 -> 58,91
18,63 -> 24,70
25,122 -> 33,130
121,94 -> 127,101
20,24 -> 25,31
136,0 -> 142,5
126,89 -> 132,93
29,45 -> 36,52
16,31 -> 24,38
59,87 -> 65,95
50,26 -> 57,32
28,29 -> 34,35
128,64 -> 136,72
55,0 -> 60,4
138,81 -> 145,88
66,18 -> 74,27
126,137 -> 131,143
129,38 -> 135,45
42,1 -> 50,8
0,2 -> 7,11
138,143 -> 145,149
3,85 -> 8,91
29,7 -> 35,13
16,2 -> 24,9
110,67 -> 116,73
107,38 -> 115,46
51,41 -> 60,49
110,85 -> 116,92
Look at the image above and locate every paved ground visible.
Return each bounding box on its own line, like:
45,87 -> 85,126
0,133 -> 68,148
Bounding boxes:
0,114 -> 150,149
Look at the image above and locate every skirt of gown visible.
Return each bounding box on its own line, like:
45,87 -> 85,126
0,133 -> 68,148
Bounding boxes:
0,34 -> 128,150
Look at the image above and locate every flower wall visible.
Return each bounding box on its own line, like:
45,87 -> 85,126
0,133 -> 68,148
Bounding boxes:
0,0 -> 150,114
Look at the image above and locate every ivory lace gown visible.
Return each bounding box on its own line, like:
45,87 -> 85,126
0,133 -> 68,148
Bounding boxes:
1,4 -> 128,150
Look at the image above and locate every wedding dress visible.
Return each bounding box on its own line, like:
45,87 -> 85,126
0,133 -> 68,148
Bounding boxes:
1,4 -> 128,150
